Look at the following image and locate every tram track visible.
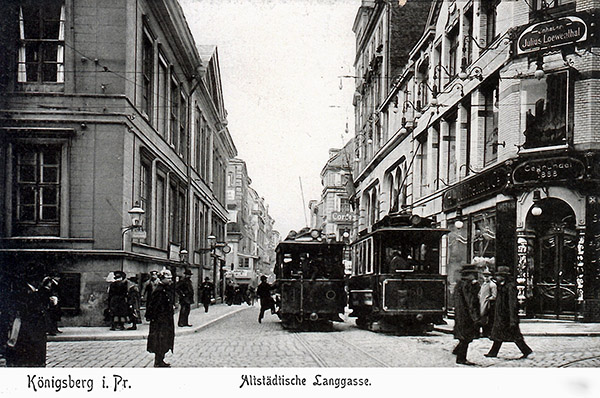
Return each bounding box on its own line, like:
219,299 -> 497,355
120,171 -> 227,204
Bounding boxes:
558,354 -> 600,368
292,330 -> 392,367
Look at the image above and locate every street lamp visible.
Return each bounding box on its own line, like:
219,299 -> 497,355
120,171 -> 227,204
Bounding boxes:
120,202 -> 145,271
197,234 -> 231,301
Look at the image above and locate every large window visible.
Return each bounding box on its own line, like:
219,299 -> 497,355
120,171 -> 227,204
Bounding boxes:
178,92 -> 188,160
483,80 -> 499,165
13,144 -> 61,236
169,77 -> 179,149
141,30 -> 154,120
157,56 -> 169,138
521,71 -> 571,149
533,0 -> 575,10
155,174 -> 166,249
447,26 -> 459,79
445,112 -> 457,184
484,0 -> 498,46
169,180 -> 186,245
17,1 -> 65,83
140,159 -> 152,243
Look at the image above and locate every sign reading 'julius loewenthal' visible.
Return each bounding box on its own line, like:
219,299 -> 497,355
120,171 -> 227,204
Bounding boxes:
517,16 -> 587,55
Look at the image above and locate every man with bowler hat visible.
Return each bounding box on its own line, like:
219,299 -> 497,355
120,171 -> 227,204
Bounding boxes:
146,269 -> 175,367
200,277 -> 214,313
484,266 -> 533,359
176,269 -> 194,327
452,264 -> 481,365
479,268 -> 497,338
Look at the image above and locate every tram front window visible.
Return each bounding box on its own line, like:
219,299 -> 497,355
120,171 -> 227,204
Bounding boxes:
383,246 -> 414,273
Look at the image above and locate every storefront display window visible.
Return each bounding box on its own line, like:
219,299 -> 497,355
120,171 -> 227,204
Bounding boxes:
471,212 -> 496,270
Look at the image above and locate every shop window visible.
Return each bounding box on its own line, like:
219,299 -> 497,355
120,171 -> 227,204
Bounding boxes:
155,174 -> 166,249
17,1 -> 65,84
417,135 -> 428,197
521,71 -> 571,149
471,212 -> 496,265
13,144 -> 61,236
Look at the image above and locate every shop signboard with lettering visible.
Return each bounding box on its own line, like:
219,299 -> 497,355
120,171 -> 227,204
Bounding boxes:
329,212 -> 356,223
442,165 -> 509,211
517,16 -> 587,55
512,157 -> 585,184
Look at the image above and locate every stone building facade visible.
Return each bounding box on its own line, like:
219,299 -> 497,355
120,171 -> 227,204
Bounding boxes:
351,0 -> 600,321
0,0 -> 236,325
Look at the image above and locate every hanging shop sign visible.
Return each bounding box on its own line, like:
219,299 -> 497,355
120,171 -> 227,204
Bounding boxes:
512,156 -> 585,184
442,165 -> 509,211
517,16 -> 587,55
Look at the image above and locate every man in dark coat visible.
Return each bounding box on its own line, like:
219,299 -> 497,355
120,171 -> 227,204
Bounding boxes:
176,269 -> 194,327
257,275 -> 277,323
4,273 -> 48,367
200,277 -> 214,313
484,266 -> 533,359
452,264 -> 481,365
108,271 -> 129,330
146,269 -> 175,367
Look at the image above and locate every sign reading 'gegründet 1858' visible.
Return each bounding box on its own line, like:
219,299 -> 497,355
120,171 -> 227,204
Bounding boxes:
512,157 -> 585,184
517,16 -> 587,55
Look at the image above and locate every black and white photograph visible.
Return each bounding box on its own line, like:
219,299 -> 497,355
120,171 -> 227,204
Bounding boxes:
0,0 -> 599,396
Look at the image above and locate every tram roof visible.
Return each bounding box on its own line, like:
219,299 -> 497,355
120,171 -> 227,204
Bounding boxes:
352,226 -> 449,245
276,240 -> 345,252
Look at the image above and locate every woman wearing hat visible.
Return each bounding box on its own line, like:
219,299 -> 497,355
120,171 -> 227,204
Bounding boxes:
452,264 -> 481,365
108,271 -> 129,331
146,269 -> 175,367
484,266 -> 532,359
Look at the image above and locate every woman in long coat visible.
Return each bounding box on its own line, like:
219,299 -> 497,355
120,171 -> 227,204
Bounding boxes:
452,264 -> 481,365
108,271 -> 129,330
146,270 -> 174,367
485,266 -> 532,358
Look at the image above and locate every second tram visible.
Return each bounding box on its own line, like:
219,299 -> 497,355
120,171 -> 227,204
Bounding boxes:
348,214 -> 449,333
274,229 -> 347,330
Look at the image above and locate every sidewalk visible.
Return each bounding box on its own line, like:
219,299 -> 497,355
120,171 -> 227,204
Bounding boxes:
48,303 -> 251,342
434,318 -> 600,336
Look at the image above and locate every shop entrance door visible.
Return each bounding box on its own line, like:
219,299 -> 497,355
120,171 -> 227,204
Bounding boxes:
536,227 -> 577,317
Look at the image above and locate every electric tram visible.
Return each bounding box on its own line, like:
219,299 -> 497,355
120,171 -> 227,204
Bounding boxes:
348,214 -> 449,333
274,228 -> 347,330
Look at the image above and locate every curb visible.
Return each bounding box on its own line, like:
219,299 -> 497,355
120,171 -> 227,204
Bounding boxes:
48,306 -> 249,342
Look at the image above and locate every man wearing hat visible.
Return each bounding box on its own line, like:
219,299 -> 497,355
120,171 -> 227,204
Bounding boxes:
200,277 -> 214,313
484,266 -> 533,359
176,269 -> 194,327
146,269 -> 175,367
479,269 -> 497,338
452,264 -> 481,365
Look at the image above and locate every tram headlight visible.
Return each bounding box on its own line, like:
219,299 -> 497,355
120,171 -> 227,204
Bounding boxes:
416,313 -> 424,321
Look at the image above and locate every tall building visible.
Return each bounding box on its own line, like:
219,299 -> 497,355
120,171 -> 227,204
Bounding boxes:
0,0 -> 236,325
351,0 -> 600,321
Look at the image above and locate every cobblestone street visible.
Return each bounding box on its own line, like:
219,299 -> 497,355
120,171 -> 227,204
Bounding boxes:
46,306 -> 600,368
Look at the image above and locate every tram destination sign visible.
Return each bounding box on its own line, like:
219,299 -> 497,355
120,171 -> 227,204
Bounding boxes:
517,16 -> 587,55
512,156 -> 585,184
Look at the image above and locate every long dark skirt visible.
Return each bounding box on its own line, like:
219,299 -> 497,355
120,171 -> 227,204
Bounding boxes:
147,319 -> 174,355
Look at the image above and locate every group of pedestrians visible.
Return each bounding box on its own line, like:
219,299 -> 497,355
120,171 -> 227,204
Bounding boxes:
106,271 -> 141,331
453,264 -> 532,365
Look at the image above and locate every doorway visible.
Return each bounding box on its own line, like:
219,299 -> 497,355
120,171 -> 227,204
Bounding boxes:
527,198 -> 577,318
